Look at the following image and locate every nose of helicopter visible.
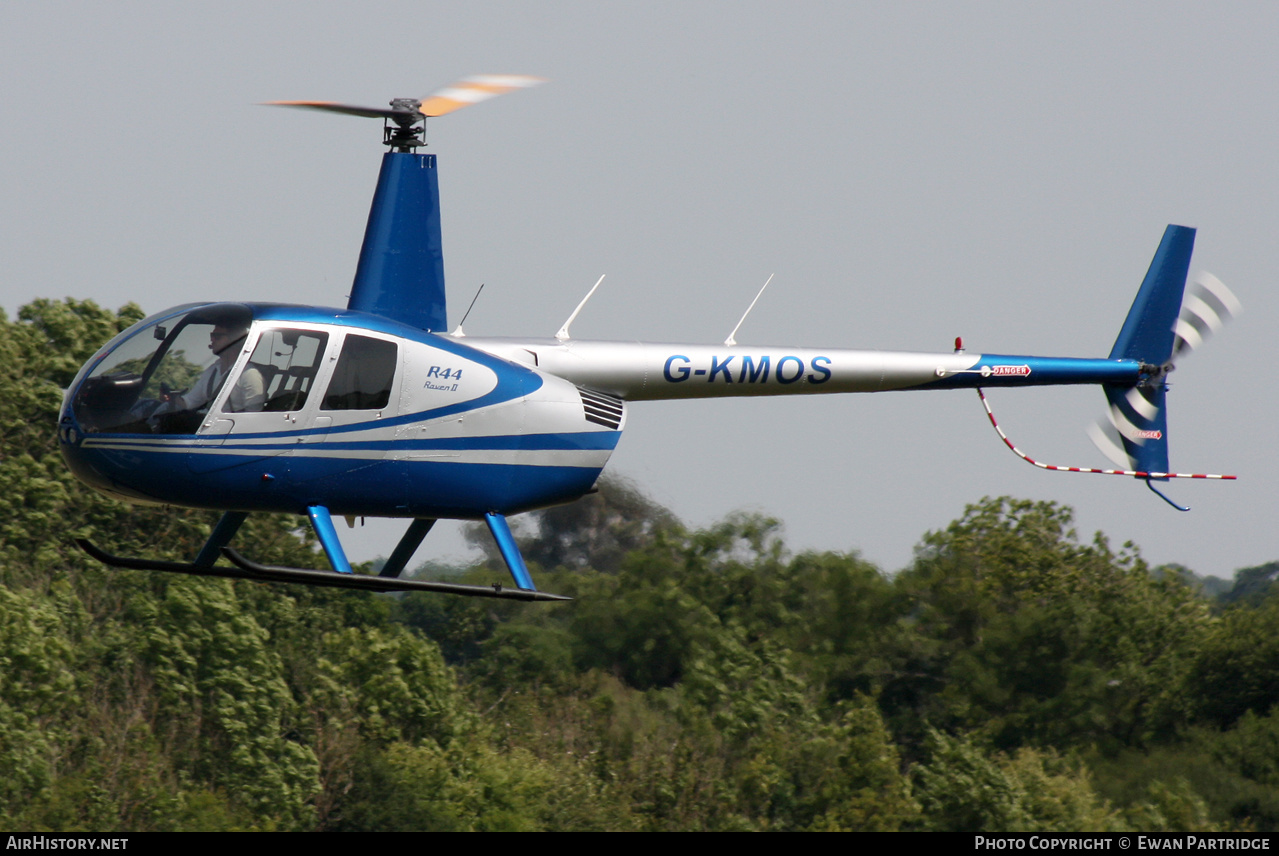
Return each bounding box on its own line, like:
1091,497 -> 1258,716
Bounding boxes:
57,408 -> 122,501
57,390 -> 178,507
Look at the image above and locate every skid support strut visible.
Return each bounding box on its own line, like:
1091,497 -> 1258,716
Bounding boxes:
484,511 -> 537,591
193,511 -> 247,567
307,505 -> 352,574
380,518 -> 437,578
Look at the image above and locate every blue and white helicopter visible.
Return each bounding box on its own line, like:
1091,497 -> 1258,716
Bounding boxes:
58,76 -> 1237,601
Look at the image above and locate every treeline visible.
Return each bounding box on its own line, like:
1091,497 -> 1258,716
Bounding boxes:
1,299 -> 1277,831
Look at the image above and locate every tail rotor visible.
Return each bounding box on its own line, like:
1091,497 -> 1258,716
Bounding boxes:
972,225 -> 1239,507
1172,272 -> 1241,358
1086,252 -> 1240,499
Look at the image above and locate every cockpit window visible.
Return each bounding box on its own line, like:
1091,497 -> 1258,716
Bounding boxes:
322,335 -> 398,411
72,304 -> 254,435
238,328 -> 329,413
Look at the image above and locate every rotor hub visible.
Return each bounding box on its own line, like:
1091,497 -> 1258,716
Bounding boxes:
384,99 -> 426,151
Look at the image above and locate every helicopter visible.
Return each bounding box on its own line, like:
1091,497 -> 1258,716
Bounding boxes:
59,76 -> 1238,602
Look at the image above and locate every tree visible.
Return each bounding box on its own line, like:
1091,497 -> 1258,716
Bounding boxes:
912,730 -> 1120,831
1185,596 -> 1279,728
1217,561 -> 1279,608
887,497 -> 1211,752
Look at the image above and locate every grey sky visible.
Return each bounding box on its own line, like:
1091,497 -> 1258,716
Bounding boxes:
3,2 -> 1275,577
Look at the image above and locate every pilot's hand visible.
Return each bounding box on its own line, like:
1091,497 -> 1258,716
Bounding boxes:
159,383 -> 188,405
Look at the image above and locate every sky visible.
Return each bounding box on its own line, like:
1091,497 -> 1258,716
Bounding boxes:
3,2 -> 1276,578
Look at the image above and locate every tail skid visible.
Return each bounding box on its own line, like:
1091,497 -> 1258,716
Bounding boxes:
977,388 -> 1235,486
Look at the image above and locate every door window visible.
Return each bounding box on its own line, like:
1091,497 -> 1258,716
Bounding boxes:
321,334 -> 398,411
234,329 -> 330,413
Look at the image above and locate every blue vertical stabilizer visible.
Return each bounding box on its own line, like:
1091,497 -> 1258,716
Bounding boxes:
349,152 -> 447,331
1100,224 -> 1196,478
1109,225 -> 1195,364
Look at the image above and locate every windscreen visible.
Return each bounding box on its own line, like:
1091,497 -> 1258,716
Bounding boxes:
72,304 -> 254,435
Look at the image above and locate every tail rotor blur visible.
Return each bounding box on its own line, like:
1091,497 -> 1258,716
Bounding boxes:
1172,272 -> 1241,358
1087,261 -> 1240,482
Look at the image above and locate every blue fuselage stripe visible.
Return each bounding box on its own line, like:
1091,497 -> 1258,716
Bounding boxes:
80,431 -> 621,453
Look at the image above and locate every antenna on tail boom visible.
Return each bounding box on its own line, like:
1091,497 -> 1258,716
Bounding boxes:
556,275 -> 606,342
725,274 -> 775,346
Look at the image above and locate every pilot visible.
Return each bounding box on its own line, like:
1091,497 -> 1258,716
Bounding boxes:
168,324 -> 266,414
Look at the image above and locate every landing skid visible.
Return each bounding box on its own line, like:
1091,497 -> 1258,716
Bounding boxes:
74,539 -> 571,602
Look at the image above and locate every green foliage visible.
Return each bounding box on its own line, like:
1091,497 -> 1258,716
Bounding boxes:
1216,709 -> 1279,787
1209,711 -> 1279,827
888,497 -> 1211,753
475,622 -> 576,689
311,626 -> 470,748
0,300 -> 131,573
1185,596 -> 1279,728
137,579 -> 320,829
913,730 -> 1119,831
1087,738 -> 1274,833
1125,779 -> 1216,832
0,587 -> 79,817
1217,561 -> 1279,608
338,740 -> 561,831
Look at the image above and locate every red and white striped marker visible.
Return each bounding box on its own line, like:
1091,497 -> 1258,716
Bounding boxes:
975,388 -> 1235,480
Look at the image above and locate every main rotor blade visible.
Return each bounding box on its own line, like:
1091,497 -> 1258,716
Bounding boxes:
265,101 -> 413,120
418,74 -> 545,117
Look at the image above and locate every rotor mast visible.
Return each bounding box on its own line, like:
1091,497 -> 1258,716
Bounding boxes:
383,98 -> 427,151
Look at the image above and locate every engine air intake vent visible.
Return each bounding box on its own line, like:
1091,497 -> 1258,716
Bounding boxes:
579,388 -> 623,430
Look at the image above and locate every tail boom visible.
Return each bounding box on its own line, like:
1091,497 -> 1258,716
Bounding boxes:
462,337 -> 1142,401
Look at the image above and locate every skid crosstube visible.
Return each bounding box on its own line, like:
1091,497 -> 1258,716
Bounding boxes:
74,539 -> 571,602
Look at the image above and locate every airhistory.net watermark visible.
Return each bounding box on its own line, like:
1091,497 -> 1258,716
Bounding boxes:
6,838 -> 128,850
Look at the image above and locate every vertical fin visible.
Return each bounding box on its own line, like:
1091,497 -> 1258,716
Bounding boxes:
1096,225 -> 1195,479
349,152 -> 447,331
1109,225 -> 1195,363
